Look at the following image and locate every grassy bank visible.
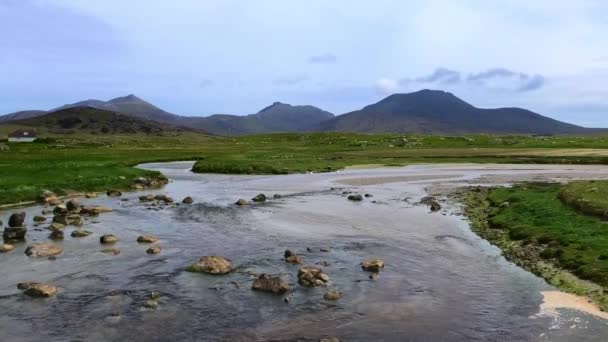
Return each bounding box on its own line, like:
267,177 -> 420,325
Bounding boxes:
460,184 -> 608,310
4,132 -> 608,205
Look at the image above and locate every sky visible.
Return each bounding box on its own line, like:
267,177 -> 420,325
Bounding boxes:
1,0 -> 607,126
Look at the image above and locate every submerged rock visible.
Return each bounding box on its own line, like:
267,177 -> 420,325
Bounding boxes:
137,235 -> 159,243
139,194 -> 155,202
361,259 -> 385,273
0,243 -> 15,253
100,234 -> 118,244
25,243 -> 63,257
33,215 -> 47,223
251,274 -> 289,294
298,266 -> 330,287
71,230 -> 92,238
146,246 -> 161,254
8,212 -> 26,227
251,194 -> 267,203
284,249 -> 303,264
53,205 -> 68,215
182,196 -> 193,204
143,299 -> 159,309
420,196 -> 441,212
19,283 -> 58,297
364,193 -> 373,198
186,256 -> 233,275
85,192 -> 97,199
323,289 -> 342,301
49,222 -> 65,231
347,194 -> 363,201
154,194 -> 173,203
80,206 -> 112,216
66,199 -> 80,212
102,248 -> 120,255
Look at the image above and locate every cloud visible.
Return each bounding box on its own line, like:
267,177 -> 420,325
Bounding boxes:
413,67 -> 461,85
273,74 -> 308,86
308,53 -> 337,64
466,68 -> 545,92
375,78 -> 400,94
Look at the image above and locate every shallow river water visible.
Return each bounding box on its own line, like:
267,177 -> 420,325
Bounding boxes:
1,162 -> 608,341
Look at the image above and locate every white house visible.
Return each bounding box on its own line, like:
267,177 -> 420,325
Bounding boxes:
8,129 -> 37,142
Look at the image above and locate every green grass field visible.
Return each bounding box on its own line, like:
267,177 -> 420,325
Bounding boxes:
3,132 -> 608,205
462,182 -> 608,310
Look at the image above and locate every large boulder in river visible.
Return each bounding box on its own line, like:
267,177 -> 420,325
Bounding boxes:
251,274 -> 289,294
298,266 -> 330,287
361,259 -> 385,273
3,227 -> 27,241
25,243 -> 63,257
18,283 -> 58,297
186,256 -> 233,275
8,212 -> 26,227
137,235 -> 159,243
251,194 -> 267,203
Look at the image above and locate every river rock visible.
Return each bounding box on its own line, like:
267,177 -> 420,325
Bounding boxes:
53,214 -> 82,226
364,193 -> 373,198
154,194 -> 173,203
85,192 -> 97,198
53,204 -> 68,215
66,199 -> 80,212
298,266 -> 330,287
100,234 -> 118,244
102,248 -> 120,255
25,243 -> 63,257
19,283 -> 58,297
48,198 -> 63,206
251,274 -> 289,294
146,245 -> 161,254
284,250 -> 303,264
49,230 -> 64,240
139,194 -> 155,202
234,199 -> 248,206
137,235 -> 159,243
186,256 -> 233,275
80,206 -> 112,216
361,259 -> 385,273
182,196 -> 193,204
323,289 -> 342,301
420,196 -> 441,212
8,212 -> 26,227
33,215 -> 47,223
0,243 -> 15,253
347,194 -> 363,201
49,222 -> 65,231
71,230 -> 92,238
3,227 -> 27,241
251,194 -> 267,202
107,190 -> 122,197
38,190 -> 57,203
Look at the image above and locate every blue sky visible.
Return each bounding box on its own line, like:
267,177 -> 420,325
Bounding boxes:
1,0 -> 607,126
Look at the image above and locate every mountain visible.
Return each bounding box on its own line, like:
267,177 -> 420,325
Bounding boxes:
317,89 -> 586,134
0,110 -> 48,123
5,106 -> 197,135
183,102 -> 335,135
53,94 -> 181,123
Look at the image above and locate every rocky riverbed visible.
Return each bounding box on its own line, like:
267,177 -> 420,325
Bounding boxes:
1,162 -> 608,341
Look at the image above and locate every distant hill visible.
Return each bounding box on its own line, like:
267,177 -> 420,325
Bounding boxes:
183,102 -> 335,135
5,106 -> 197,135
0,110 -> 48,123
317,90 -> 586,134
53,94 -> 181,123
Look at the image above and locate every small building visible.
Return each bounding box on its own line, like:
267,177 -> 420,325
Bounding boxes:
8,129 -> 37,142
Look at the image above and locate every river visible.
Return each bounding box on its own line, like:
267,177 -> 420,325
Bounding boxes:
1,162 -> 608,341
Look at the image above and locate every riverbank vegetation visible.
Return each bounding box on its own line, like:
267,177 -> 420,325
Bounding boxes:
460,183 -> 608,310
4,132 -> 608,205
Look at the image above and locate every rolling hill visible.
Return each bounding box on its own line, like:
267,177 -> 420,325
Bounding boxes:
317,89 -> 586,134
